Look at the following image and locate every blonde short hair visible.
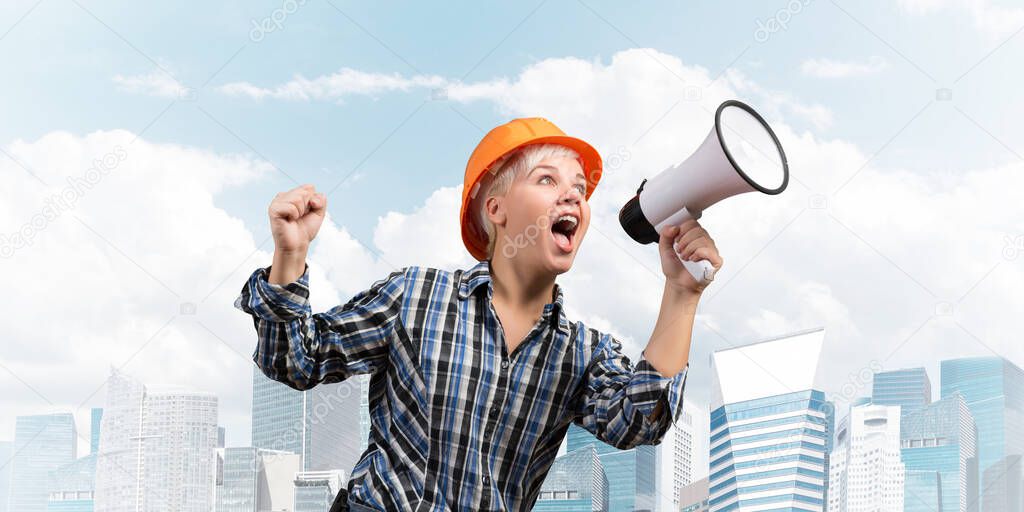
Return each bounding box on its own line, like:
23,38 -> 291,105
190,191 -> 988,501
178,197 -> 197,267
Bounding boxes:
473,143 -> 581,259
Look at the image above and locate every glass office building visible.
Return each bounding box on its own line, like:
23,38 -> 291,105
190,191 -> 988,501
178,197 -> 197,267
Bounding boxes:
941,357 -> 1024,512
565,424 -> 657,512
46,454 -> 97,512
872,367 -> 932,419
709,328 -> 832,512
216,448 -> 261,512
0,441 -> 11,512
533,444 -> 608,512
905,470 -> 943,512
8,413 -> 77,512
215,447 -> 301,512
900,392 -> 978,512
251,367 -> 363,474
89,408 -> 103,455
293,471 -> 344,512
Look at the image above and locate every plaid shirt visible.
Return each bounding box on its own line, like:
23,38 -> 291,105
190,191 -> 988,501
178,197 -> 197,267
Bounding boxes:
234,259 -> 689,511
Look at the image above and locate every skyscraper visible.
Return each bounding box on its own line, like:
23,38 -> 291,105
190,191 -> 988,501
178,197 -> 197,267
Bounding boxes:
0,441 -> 12,512
7,413 -> 77,512
217,448 -> 260,512
679,477 -> 710,512
658,399 -> 708,511
94,370 -> 145,512
293,470 -> 345,512
566,423 -> 657,511
904,470 -> 943,512
215,447 -> 300,512
827,403 -> 905,512
93,369 -> 218,512
250,368 -> 363,474
533,444 -> 609,512
941,357 -> 1024,512
89,408 -> 103,455
46,453 -> 97,512
358,374 -> 371,453
901,392 -> 978,512
708,327 -> 833,512
872,367 -> 931,418
140,390 -> 218,512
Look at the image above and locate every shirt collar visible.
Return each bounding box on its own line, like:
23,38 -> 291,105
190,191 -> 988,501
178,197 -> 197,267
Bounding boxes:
458,260 -> 570,335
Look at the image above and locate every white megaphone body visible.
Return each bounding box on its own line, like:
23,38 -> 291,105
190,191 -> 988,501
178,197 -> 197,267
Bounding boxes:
619,100 -> 790,285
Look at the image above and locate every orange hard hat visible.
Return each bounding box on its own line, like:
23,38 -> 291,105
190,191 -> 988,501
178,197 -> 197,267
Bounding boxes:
460,117 -> 603,261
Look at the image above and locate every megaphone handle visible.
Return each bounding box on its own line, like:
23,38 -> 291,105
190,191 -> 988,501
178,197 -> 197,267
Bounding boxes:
680,257 -> 716,285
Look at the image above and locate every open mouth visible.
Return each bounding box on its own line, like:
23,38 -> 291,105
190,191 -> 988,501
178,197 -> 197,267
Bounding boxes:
550,213 -> 579,254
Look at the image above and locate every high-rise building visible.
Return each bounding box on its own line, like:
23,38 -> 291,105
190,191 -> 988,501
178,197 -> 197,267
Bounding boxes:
359,374 -> 372,453
94,370 -> 145,512
679,477 -> 709,512
140,390 -> 218,512
904,470 -> 943,512
941,357 -> 1024,512
7,413 -> 77,512
827,403 -> 905,512
93,369 -> 218,512
89,408 -> 103,455
658,399 -> 708,512
566,423 -> 657,511
872,367 -> 931,419
293,470 -> 345,512
980,455 -> 1021,512
216,448 -> 257,512
533,444 -> 608,512
901,392 -> 978,512
0,440 -> 12,512
46,453 -> 96,512
708,327 -> 833,512
250,368 -> 363,473
215,447 -> 300,512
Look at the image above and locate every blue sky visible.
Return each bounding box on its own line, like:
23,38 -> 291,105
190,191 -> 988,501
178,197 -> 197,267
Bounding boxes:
6,0 -> 1021,244
2,0 -> 1023,474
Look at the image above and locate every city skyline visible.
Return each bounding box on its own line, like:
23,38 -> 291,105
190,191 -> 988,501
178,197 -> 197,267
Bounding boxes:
4,333 -> 1024,511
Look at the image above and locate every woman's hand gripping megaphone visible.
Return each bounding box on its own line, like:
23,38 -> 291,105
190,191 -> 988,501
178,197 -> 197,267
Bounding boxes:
658,219 -> 722,294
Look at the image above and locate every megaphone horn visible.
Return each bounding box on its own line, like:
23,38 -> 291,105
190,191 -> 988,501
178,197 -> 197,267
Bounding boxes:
619,99 -> 790,285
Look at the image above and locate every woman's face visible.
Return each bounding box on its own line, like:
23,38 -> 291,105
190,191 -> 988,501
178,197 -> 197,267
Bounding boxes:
490,155 -> 591,275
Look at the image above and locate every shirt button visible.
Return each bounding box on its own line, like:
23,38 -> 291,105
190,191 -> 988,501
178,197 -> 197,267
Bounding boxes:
490,404 -> 499,415
483,476 -> 490,485
501,360 -> 509,369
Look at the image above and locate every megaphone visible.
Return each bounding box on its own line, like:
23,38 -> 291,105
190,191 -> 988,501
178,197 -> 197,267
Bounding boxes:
619,99 -> 789,285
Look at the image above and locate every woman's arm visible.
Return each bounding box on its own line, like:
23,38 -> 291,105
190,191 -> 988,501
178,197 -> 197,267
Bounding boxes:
234,263 -> 406,391
641,281 -> 699,421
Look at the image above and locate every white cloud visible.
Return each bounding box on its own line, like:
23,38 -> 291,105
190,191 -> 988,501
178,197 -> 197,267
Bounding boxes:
213,51 -> 834,130
0,129 -> 399,447
376,48 -> 1022,411
218,68 -> 447,101
112,70 -> 190,99
800,56 -> 888,78
5,47 -> 1022,446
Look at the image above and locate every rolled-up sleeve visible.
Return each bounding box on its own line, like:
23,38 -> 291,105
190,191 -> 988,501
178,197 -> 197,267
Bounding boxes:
572,331 -> 689,450
233,263 -> 406,391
